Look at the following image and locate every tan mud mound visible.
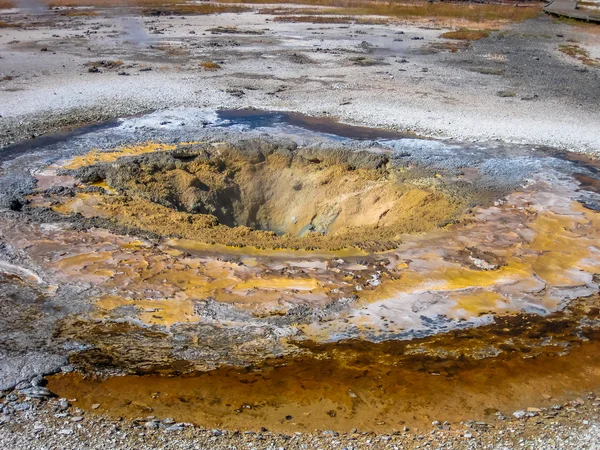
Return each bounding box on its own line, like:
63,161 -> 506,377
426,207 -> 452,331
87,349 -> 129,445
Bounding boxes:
59,140 -> 466,250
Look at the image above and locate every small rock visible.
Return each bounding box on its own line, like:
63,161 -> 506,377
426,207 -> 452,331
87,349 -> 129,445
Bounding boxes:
513,410 -> 527,419
145,421 -> 159,430
212,429 -> 223,436
91,403 -> 100,410
19,386 -> 53,399
71,416 -> 84,422
163,417 -> 175,425
12,402 -> 32,411
58,428 -> 73,435
164,424 -> 184,432
57,398 -> 70,411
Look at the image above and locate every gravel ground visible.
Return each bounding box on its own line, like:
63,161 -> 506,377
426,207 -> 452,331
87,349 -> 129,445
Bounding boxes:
1,389 -> 600,450
0,9 -> 599,153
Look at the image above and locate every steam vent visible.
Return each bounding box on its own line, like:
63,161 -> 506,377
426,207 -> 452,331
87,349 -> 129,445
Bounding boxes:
1,2 -> 600,448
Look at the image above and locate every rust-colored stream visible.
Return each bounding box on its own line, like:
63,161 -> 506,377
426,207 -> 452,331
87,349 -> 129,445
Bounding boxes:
48,337 -> 600,433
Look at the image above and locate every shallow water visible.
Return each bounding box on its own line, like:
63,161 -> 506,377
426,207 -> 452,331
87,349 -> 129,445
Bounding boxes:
48,315 -> 600,432
216,108 -> 411,140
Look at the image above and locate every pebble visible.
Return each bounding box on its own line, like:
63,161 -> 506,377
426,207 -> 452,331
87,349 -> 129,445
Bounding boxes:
19,386 -> 53,399
57,399 -> 70,411
91,404 -> 100,410
513,410 -> 527,419
144,421 -> 159,430
13,402 -> 32,411
527,407 -> 542,413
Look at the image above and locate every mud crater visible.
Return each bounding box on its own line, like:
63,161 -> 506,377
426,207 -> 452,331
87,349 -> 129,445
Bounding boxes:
59,140 -> 468,250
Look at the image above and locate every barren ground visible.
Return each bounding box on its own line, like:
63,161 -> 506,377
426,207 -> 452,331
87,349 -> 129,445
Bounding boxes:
1,2 -> 600,450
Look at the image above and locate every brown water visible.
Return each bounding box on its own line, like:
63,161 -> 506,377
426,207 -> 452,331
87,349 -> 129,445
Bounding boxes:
48,333 -> 600,433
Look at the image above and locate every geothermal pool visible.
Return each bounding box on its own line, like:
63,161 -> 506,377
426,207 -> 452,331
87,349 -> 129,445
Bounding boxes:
1,107 -> 600,430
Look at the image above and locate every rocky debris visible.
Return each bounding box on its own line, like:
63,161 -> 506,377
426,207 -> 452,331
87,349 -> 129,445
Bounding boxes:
0,386 -> 597,449
18,386 -> 54,399
0,353 -> 67,391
